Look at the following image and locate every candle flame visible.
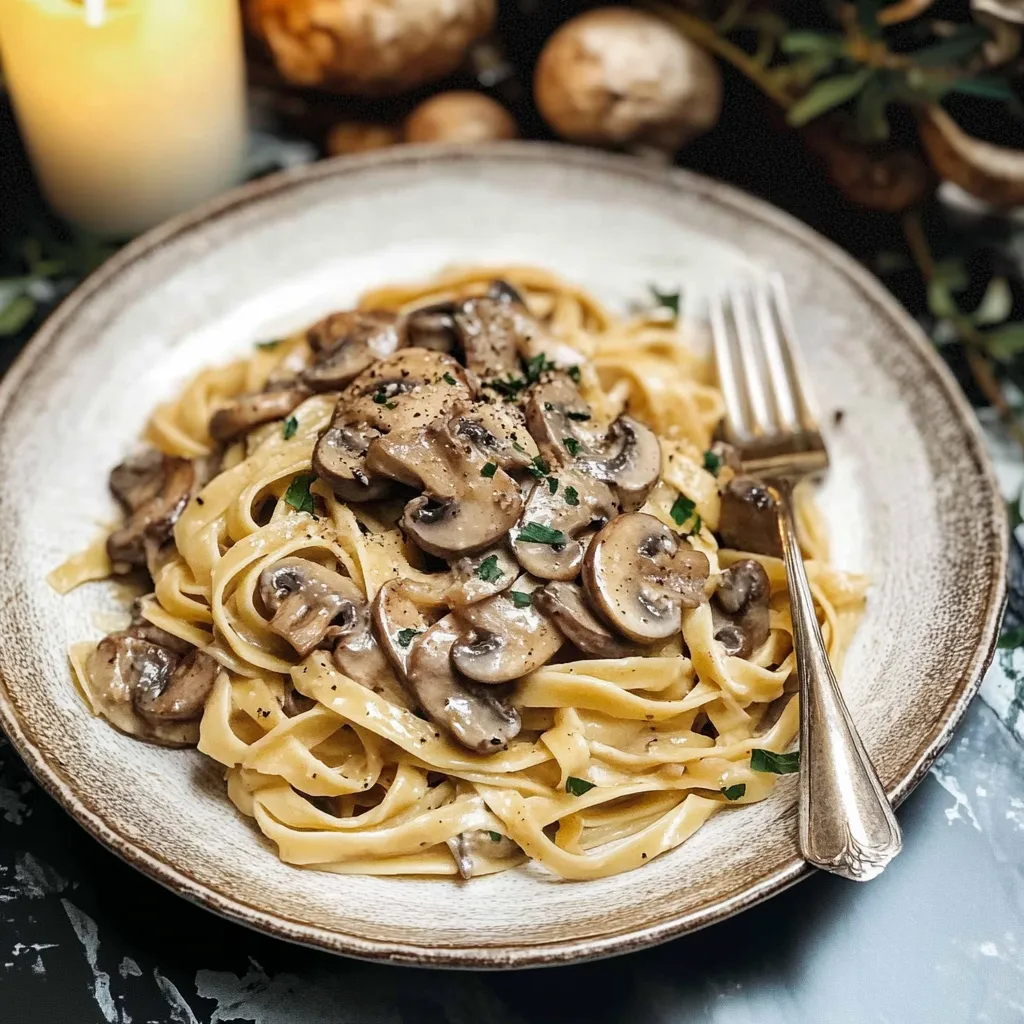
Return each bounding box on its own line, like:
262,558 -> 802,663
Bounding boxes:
84,0 -> 106,27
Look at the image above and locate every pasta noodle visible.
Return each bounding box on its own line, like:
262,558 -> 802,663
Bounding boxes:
51,265 -> 867,880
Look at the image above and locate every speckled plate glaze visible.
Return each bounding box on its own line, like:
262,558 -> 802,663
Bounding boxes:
0,144 -> 1006,968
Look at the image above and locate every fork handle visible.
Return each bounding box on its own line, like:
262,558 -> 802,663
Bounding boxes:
772,483 -> 902,881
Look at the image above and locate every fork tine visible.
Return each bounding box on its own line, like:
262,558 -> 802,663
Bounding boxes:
709,290 -> 751,443
730,284 -> 775,438
753,278 -> 801,435
766,274 -> 820,434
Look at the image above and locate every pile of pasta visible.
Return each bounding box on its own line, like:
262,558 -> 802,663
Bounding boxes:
57,266 -> 867,879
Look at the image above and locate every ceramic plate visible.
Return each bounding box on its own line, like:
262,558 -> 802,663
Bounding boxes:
0,144 -> 1006,968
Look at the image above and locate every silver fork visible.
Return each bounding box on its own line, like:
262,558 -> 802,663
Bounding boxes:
709,274 -> 902,882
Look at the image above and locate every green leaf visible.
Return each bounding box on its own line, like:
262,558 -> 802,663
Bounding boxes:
703,450 -> 722,475
547,476 -> 559,494
934,259 -> 969,292
0,293 -> 35,336
442,372 -> 457,386
476,554 -> 504,583
525,352 -> 556,384
947,77 -> 1017,101
856,76 -> 891,142
854,0 -> 882,38
914,27 -> 990,69
282,415 -> 298,440
973,278 -> 1012,327
397,628 -> 421,648
982,324 -> 1024,361
563,486 -> 580,507
649,285 -> 680,318
721,784 -> 747,801
1008,491 -> 1023,533
528,455 -> 551,479
256,338 -> 282,351
563,437 -> 581,457
567,366 -> 581,385
750,748 -> 800,774
999,626 -> 1024,650
508,591 -> 533,609
780,31 -> 844,57
927,281 -> 960,320
565,776 -> 596,797
518,521 -> 567,546
283,473 -> 316,515
487,831 -> 503,842
787,69 -> 873,127
670,494 -> 697,527
481,462 -> 497,479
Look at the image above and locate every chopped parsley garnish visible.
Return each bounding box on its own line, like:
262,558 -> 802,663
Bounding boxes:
385,401 -> 398,410
563,437 -> 581,457
670,494 -> 697,528
511,441 -> 526,454
567,410 -> 591,422
372,390 -> 388,405
396,628 -> 422,649
721,784 -> 746,801
487,831 -> 503,843
509,591 -> 533,609
518,521 -> 567,546
689,514 -> 703,537
486,375 -> 526,398
476,554 -> 504,583
565,776 -> 596,797
703,449 -> 722,475
525,352 -> 556,384
442,372 -> 457,386
563,485 -> 580,506
256,338 -> 282,350
527,455 -> 550,479
567,365 -> 581,384
649,285 -> 680,319
283,474 -> 316,515
282,415 -> 298,440
547,476 -> 559,494
481,462 -> 498,479
750,748 -> 800,774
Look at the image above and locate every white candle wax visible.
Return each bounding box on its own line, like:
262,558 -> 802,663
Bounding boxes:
0,0 -> 248,237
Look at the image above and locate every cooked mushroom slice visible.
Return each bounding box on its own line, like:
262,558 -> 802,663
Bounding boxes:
209,386 -> 310,442
300,310 -> 402,391
583,513 -> 710,643
109,450 -> 167,514
134,648 -> 219,723
259,557 -> 364,657
327,603 -> 410,709
446,830 -> 521,879
478,279 -> 583,368
369,405 -> 523,558
451,574 -> 563,683
403,302 -> 459,353
444,545 -> 519,606
574,417 -> 661,512
712,558 -> 771,659
107,455 -> 195,572
717,476 -> 781,557
452,291 -> 527,380
534,581 -> 638,659
453,402 -> 539,472
406,615 -> 522,753
524,376 -> 594,465
373,579 -> 434,678
85,630 -> 216,747
312,423 -> 394,502
511,467 -> 618,581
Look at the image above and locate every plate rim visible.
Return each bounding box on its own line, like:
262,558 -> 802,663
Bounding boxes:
0,141 -> 1007,968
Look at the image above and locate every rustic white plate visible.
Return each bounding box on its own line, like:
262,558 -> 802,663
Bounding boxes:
0,144 -> 1006,968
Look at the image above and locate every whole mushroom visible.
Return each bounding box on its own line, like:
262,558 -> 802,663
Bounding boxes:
534,7 -> 722,152
245,0 -> 496,96
404,91 -> 517,145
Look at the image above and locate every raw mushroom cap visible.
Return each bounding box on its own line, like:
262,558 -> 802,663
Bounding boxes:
583,512 -> 710,643
451,574 -> 564,683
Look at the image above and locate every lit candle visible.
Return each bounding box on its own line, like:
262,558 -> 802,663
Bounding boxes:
0,0 -> 247,237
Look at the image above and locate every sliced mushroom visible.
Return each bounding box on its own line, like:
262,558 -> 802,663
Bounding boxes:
327,602 -> 410,709
583,513 -> 710,643
368,404 -> 523,558
451,574 -> 563,683
312,423 -> 394,502
107,456 -> 196,573
534,581 -> 638,659
373,583 -> 521,753
406,615 -> 522,753
452,290 -> 527,380
574,417 -> 661,512
524,375 -> 594,465
134,647 -> 220,723
511,467 -> 618,581
209,386 -> 311,442
403,302 -> 459,353
478,279 -> 583,368
453,402 -> 539,472
446,830 -> 521,879
711,559 -> 771,659
85,627 -> 217,746
444,545 -> 519,606
717,476 -> 781,557
109,450 -> 167,514
258,556 -> 364,657
300,310 -> 402,391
